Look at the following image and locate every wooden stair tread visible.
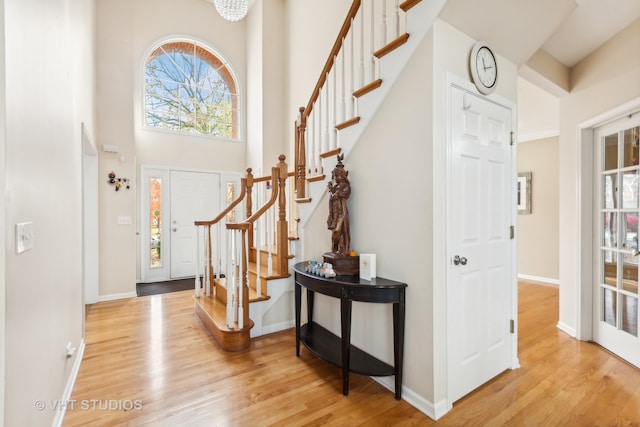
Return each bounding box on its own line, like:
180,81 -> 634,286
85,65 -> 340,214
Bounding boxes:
307,174 -> 325,183
400,0 -> 421,12
214,277 -> 271,303
353,79 -> 382,98
248,261 -> 291,279
336,117 -> 360,130
193,294 -> 253,352
374,33 -> 410,59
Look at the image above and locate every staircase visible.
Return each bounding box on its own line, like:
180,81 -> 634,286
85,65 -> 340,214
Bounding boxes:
192,0 -> 445,351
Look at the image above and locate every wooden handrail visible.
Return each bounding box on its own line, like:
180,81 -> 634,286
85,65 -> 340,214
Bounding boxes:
241,155 -> 287,225
303,0 -> 361,120
295,0 -> 361,200
240,167 -> 279,225
194,168 -> 251,227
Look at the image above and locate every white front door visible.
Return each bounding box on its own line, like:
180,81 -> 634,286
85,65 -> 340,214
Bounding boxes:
141,168 -> 222,282
593,115 -> 640,368
448,85 -> 516,403
170,170 -> 220,279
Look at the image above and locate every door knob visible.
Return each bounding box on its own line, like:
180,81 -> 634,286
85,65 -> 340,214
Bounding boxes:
453,255 -> 468,266
172,228 -> 177,232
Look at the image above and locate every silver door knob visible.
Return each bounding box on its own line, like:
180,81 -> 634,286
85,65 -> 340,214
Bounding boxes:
172,228 -> 177,232
453,255 -> 468,266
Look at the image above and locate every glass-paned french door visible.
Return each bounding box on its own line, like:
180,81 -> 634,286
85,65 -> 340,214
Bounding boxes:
596,116 -> 640,368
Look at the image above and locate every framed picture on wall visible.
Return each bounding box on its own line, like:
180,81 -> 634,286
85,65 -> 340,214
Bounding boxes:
518,172 -> 532,214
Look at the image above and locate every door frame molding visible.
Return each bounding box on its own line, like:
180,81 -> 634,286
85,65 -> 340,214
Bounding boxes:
444,74 -> 519,410
139,165 -> 241,283
576,97 -> 640,341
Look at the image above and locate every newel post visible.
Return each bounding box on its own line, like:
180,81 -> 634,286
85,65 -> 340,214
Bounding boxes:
244,168 -> 254,220
244,168 -> 255,251
277,155 -> 289,274
295,107 -> 307,200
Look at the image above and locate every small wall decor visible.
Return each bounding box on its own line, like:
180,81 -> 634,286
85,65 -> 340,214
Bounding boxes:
517,172 -> 532,214
107,171 -> 130,191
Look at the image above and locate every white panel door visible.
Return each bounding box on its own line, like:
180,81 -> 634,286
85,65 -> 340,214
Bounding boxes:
594,116 -> 640,368
448,86 -> 514,403
170,171 -> 220,279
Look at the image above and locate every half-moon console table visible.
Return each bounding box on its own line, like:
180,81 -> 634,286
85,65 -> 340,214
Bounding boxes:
293,262 -> 407,400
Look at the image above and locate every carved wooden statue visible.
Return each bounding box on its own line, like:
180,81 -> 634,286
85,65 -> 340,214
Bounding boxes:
327,154 -> 351,255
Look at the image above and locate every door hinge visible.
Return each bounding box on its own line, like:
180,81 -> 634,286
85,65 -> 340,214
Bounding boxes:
510,225 -> 515,239
510,131 -> 515,146
510,319 -> 515,334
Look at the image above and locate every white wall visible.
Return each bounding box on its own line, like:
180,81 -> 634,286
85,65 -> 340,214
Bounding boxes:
96,0 -> 248,295
285,0 -> 351,159
517,137 -> 560,283
558,17 -> 640,336
246,0 -> 287,173
3,0 -> 95,425
0,0 -> 6,422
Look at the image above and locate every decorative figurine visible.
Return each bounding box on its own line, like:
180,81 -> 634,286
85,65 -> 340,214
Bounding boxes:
327,154 -> 351,255
323,154 -> 359,277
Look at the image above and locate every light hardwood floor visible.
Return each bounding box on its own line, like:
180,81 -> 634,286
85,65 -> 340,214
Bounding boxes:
64,282 -> 640,426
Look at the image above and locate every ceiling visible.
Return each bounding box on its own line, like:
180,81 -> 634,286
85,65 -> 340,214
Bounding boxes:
440,0 -> 640,141
542,0 -> 640,68
440,0 -> 640,68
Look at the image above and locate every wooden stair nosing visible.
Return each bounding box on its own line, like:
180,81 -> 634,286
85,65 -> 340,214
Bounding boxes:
400,0 -> 421,12
307,174 -> 325,183
374,33 -> 410,59
193,294 -> 253,352
335,116 -> 360,130
353,79 -> 382,98
320,148 -> 341,159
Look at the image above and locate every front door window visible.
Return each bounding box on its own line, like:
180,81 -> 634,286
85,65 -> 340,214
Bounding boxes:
150,177 -> 162,268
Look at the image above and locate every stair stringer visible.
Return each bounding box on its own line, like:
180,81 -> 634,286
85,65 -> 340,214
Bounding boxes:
297,0 -> 447,227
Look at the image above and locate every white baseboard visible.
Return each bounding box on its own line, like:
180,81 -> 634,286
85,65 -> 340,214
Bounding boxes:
261,320 -> 295,335
98,291 -> 137,302
372,376 -> 449,421
557,321 -> 576,337
52,339 -> 85,427
517,274 -> 560,287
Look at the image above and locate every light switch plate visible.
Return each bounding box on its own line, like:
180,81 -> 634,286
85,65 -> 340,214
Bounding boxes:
16,222 -> 33,254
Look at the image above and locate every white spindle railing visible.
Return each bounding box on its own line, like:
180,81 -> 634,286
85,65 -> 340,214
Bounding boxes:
296,0 -> 413,190
194,156 -> 291,331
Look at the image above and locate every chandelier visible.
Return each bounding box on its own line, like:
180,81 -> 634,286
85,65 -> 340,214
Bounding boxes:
214,0 -> 249,22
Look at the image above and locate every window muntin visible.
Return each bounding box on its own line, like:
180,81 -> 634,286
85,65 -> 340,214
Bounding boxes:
144,40 -> 239,139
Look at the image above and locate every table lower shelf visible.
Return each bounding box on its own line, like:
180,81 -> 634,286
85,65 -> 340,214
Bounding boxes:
299,322 -> 395,377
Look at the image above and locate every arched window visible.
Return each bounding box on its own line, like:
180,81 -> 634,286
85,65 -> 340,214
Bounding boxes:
144,40 -> 239,139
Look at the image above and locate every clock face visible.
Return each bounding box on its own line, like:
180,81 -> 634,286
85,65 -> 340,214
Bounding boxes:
470,42 -> 497,94
476,47 -> 496,88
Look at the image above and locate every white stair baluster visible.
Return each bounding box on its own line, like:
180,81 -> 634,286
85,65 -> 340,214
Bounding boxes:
394,0 -> 400,39
350,17 -> 355,119
370,0 -> 375,80
226,229 -> 235,328
267,205 -> 273,276
341,40 -> 346,123
194,225 -> 201,297
380,0 -> 387,46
